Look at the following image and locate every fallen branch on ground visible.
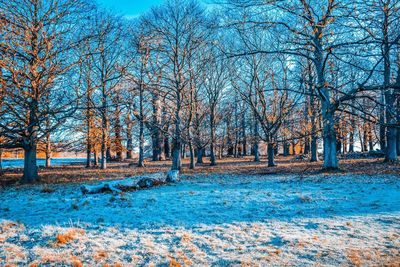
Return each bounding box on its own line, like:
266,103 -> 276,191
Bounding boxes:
80,170 -> 179,194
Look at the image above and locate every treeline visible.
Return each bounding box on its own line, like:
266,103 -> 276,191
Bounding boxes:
0,0 -> 399,182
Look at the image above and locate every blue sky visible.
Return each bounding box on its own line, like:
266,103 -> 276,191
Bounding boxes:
96,0 -> 164,17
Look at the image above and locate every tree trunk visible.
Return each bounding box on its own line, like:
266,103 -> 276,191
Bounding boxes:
101,136 -> 107,170
23,144 -> 38,183
181,144 -> 186,159
138,118 -> 145,167
196,146 -> 204,164
283,142 -> 289,157
349,100 -> 356,153
101,83 -> 108,170
94,151 -> 98,166
86,107 -> 92,167
114,113 -> 122,162
379,93 -> 386,152
151,92 -> 162,161
210,110 -> 217,166
189,141 -> 195,169
322,110 -> 338,170
253,121 -> 260,162
397,96 -> 400,156
151,132 -> 162,161
349,129 -> 355,153
86,144 -> 92,168
172,141 -> 181,170
22,99 -> 40,182
126,116 -> 133,160
0,149 -> 3,172
384,89 -> 398,161
138,79 -> 145,167
172,89 -> 182,170
164,136 -> 170,159
304,138 -> 310,155
267,142 -> 276,167
241,111 -> 247,156
311,135 -> 318,162
314,33 -> 338,170
45,133 -> 51,168
385,107 -> 398,162
292,140 -> 296,155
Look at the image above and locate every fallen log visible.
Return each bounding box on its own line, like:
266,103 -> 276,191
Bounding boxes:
81,170 -> 179,194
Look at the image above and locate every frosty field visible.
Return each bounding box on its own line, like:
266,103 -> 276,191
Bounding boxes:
1,173 -> 399,266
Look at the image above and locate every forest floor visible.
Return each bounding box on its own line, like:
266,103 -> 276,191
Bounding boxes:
1,155 -> 399,186
0,156 -> 399,266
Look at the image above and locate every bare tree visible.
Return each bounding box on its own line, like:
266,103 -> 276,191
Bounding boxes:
0,0 -> 92,182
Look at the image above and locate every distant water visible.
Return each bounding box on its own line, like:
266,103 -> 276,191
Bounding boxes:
0,158 -> 86,169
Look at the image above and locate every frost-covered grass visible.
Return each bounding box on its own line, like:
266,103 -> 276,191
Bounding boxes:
0,173 -> 399,266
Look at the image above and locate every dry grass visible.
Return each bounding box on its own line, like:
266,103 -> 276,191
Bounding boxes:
1,156 -> 399,187
347,249 -> 362,266
54,228 -> 85,246
169,257 -> 183,267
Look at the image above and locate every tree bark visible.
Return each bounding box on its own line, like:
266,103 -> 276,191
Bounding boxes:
164,136 -> 170,159
114,102 -> 122,162
23,144 -> 38,183
94,151 -> 98,166
314,33 -> 338,170
189,141 -> 195,169
138,118 -> 145,167
241,110 -> 247,156
322,110 -> 338,169
253,119 -> 260,162
172,140 -> 181,170
210,109 -> 217,166
45,133 -> 51,168
267,142 -> 276,167
0,149 -> 3,172
196,147 -> 204,164
126,115 -> 133,160
151,92 -> 162,161
101,82 -> 108,170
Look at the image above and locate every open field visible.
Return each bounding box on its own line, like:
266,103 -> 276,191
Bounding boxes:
1,171 -> 399,266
